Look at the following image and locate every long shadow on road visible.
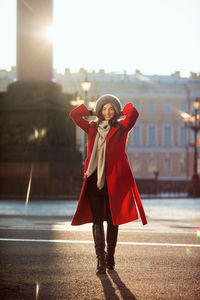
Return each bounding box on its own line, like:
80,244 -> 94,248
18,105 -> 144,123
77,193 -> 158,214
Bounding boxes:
97,270 -> 137,300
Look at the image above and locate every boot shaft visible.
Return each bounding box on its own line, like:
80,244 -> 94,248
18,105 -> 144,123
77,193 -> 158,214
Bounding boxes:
92,223 -> 105,256
106,224 -> 118,254
92,223 -> 106,274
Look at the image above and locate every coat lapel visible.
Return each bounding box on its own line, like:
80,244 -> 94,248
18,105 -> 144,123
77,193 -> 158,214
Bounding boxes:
106,126 -> 120,145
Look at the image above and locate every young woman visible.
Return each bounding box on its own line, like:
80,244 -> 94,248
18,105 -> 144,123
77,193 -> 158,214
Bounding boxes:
70,94 -> 147,275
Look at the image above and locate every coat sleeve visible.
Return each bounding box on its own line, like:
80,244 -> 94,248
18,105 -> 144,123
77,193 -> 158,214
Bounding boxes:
120,103 -> 139,131
69,104 -> 91,133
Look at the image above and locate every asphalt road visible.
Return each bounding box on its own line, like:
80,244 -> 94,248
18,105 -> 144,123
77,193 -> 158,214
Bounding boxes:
0,215 -> 200,300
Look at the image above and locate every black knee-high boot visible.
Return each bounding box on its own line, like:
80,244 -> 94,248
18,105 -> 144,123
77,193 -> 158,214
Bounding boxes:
92,223 -> 106,274
106,224 -> 118,270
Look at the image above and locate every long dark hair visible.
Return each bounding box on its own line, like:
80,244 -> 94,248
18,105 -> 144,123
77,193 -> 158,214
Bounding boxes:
95,104 -> 124,139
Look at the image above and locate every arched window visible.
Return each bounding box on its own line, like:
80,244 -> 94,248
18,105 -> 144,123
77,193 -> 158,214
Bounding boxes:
149,101 -> 156,114
131,124 -> 141,144
163,156 -> 171,176
148,156 -> 156,174
179,156 -> 186,176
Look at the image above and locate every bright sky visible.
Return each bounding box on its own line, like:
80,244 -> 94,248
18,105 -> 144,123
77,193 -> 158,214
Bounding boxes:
0,0 -> 200,76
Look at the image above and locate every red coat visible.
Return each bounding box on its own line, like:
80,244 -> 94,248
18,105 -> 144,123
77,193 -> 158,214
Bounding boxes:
70,103 -> 147,226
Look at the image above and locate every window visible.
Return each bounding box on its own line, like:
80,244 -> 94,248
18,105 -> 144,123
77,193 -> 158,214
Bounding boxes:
179,156 -> 186,175
147,124 -> 157,144
179,126 -> 187,145
164,102 -> 171,113
148,157 -> 156,174
179,102 -> 187,113
133,101 -> 141,112
149,101 -> 156,114
198,157 -> 200,174
132,125 -> 141,144
132,159 -> 140,173
163,125 -> 172,144
163,156 -> 171,176
190,130 -> 195,144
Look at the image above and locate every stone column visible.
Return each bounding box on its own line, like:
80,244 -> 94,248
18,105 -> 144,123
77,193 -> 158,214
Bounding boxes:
17,0 -> 53,81
0,1 -> 83,200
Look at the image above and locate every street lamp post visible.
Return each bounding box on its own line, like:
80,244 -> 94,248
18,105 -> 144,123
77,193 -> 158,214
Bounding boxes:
192,100 -> 200,182
81,74 -> 91,161
81,76 -> 91,107
153,170 -> 159,197
181,97 -> 200,196
70,75 -> 96,164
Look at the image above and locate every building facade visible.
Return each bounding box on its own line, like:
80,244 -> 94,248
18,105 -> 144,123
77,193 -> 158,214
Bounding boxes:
54,69 -> 200,182
1,68 -> 200,182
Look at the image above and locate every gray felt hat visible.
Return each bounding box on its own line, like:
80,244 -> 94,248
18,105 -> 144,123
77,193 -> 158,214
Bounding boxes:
95,94 -> 122,118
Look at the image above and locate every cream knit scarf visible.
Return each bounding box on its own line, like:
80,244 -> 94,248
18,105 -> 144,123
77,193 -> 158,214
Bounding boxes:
86,120 -> 110,189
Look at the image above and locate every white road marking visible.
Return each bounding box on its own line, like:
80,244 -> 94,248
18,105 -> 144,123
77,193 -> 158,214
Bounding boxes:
0,227 -> 198,235
0,238 -> 200,247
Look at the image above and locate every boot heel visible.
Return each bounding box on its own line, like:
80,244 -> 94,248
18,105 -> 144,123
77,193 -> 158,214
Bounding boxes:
106,253 -> 115,270
96,253 -> 106,274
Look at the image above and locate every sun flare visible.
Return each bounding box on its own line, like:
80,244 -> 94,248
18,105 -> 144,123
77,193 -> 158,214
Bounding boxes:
46,25 -> 54,42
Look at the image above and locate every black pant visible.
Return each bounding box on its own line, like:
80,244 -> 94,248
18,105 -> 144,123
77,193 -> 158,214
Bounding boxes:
88,193 -> 113,224
87,171 -> 118,267
86,170 -> 113,224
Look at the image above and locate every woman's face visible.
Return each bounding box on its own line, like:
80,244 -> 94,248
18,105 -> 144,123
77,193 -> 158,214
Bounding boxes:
101,103 -> 115,121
